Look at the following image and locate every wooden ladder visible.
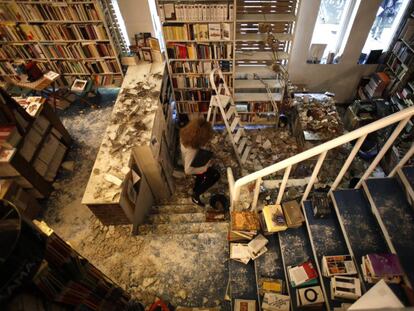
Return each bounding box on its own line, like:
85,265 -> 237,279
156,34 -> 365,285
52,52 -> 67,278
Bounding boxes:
207,68 -> 251,168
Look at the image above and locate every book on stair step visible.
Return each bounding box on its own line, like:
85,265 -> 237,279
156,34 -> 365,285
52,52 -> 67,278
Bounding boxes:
247,234 -> 268,258
296,285 -> 324,307
231,211 -> 260,232
282,200 -> 304,228
262,293 -> 290,311
230,243 -> 250,264
0,125 -> 22,149
330,276 -> 361,300
234,299 -> 256,311
288,260 -> 318,288
361,253 -> 403,284
258,278 -> 283,295
322,255 -> 357,277
262,205 -> 288,233
227,230 -> 256,241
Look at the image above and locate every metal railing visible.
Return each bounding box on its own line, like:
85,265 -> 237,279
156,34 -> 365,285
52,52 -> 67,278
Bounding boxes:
227,106 -> 414,209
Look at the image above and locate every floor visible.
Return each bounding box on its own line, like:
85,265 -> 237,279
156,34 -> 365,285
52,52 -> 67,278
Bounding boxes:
40,91 -> 372,307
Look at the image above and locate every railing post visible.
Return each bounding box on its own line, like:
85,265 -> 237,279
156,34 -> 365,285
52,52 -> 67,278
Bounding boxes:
251,178 -> 262,211
388,142 -> 414,177
329,135 -> 367,195
355,117 -> 410,189
301,151 -> 327,204
276,165 -> 292,205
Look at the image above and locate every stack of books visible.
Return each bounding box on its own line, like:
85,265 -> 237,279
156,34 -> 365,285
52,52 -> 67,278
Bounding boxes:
262,204 -> 288,233
322,255 -> 357,277
230,234 -> 268,264
330,276 -> 361,300
364,72 -> 390,98
361,253 -> 403,284
287,260 -> 318,288
282,200 -> 304,228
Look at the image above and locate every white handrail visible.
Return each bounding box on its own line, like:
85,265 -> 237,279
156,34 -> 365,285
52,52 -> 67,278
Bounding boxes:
231,106 -> 414,204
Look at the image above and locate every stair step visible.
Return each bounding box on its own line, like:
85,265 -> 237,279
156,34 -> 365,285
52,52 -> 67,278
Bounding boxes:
138,221 -> 229,235
151,205 -> 204,214
330,189 -> 389,291
235,51 -> 289,61
279,226 -> 320,310
398,166 -> 414,204
236,13 -> 296,23
234,79 -> 282,90
236,33 -> 293,42
235,65 -> 277,79
235,92 -> 282,102
229,258 -> 257,301
303,200 -> 351,310
147,212 -> 206,224
363,178 -> 414,286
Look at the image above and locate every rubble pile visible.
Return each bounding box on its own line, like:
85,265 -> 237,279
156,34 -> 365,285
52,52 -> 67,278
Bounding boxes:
294,94 -> 343,140
91,76 -> 162,202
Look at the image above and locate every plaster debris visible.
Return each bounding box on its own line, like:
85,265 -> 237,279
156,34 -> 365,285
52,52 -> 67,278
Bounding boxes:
61,161 -> 74,172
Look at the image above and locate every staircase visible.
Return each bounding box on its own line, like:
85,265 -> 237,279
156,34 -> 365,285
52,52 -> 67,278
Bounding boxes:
226,106 -> 414,309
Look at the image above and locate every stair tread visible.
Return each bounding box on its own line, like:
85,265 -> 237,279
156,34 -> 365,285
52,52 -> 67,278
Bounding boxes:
279,226 -> 320,311
151,205 -> 204,214
303,200 -> 350,309
229,259 -> 257,300
235,66 -> 277,79
139,221 -> 228,235
254,235 -> 285,280
235,92 -> 282,102
235,51 -> 289,61
147,212 -> 206,224
235,33 -> 293,42
364,178 -> 414,286
234,79 -> 283,89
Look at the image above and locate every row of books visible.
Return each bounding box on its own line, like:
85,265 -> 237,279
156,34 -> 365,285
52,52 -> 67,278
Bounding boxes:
54,59 -> 121,74
172,75 -> 233,89
60,73 -> 122,87
163,23 -> 231,41
171,60 -> 231,75
167,43 -> 232,60
387,55 -> 409,80
159,3 -> 233,21
174,89 -> 212,102
43,42 -> 115,59
0,3 -> 22,21
12,3 -> 101,22
364,72 -> 390,98
0,60 -> 49,75
236,102 -> 278,113
0,43 -> 44,59
176,102 -> 209,113
0,23 -> 108,42
392,40 -> 414,66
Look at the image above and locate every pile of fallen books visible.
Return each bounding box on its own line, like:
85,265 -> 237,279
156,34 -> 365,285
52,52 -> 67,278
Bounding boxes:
258,278 -> 289,311
230,234 -> 268,264
322,255 -> 361,301
12,96 -> 45,117
261,204 -> 288,233
361,253 -> 403,284
282,200 -> 305,228
229,211 -> 260,241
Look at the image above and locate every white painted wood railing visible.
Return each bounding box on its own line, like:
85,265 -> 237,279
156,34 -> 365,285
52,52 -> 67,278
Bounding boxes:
227,106 -> 414,209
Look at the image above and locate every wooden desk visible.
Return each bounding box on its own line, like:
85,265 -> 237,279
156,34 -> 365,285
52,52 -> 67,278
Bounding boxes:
82,62 -> 174,226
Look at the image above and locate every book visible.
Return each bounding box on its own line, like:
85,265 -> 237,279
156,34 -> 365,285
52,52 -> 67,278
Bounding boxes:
71,79 -> 88,92
262,293 -> 290,311
230,243 -> 250,264
330,276 -> 361,300
322,255 -> 357,277
228,230 -> 256,241
262,204 -> 288,233
288,260 -> 318,288
297,286 -> 324,307
0,125 -> 22,149
164,3 -> 175,20
208,23 -> 221,40
234,299 -> 256,311
43,71 -> 59,81
231,211 -> 260,231
282,200 -> 304,228
366,253 -> 403,277
258,278 -> 283,295
222,23 -> 231,40
247,234 -> 268,258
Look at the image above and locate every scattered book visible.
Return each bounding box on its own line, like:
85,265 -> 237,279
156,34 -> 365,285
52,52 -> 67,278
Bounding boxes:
0,125 -> 21,149
282,200 -> 304,228
262,204 -> 288,233
262,293 -> 290,311
71,79 -> 88,92
297,285 -> 324,307
361,253 -> 403,284
247,234 -> 268,258
234,299 -> 256,311
231,211 -> 260,231
322,255 -> 357,277
228,230 -> 256,241
43,71 -> 60,81
258,278 -> 283,295
230,234 -> 268,263
331,276 -> 361,300
288,260 -> 318,288
230,243 -> 250,264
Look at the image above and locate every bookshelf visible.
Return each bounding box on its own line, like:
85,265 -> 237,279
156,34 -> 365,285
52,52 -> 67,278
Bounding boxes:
0,0 -> 124,87
156,0 -> 299,124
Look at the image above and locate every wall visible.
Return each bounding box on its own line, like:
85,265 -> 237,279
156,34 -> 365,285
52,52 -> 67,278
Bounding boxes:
289,0 -> 383,103
117,0 -> 155,41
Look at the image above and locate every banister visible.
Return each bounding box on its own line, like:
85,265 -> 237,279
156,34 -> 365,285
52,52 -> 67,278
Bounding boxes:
227,167 -> 235,201
232,106 -> 414,202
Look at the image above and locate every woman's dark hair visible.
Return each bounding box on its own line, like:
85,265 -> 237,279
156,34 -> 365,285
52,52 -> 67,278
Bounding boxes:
180,118 -> 213,149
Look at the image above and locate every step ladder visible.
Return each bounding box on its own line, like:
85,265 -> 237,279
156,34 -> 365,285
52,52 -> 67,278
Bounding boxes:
254,73 -> 280,127
207,68 -> 251,168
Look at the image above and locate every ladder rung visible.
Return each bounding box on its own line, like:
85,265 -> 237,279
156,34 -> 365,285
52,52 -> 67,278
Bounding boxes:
226,106 -> 236,120
218,94 -> 231,107
241,146 -> 251,164
234,128 -> 244,144
237,137 -> 247,154
230,116 -> 240,132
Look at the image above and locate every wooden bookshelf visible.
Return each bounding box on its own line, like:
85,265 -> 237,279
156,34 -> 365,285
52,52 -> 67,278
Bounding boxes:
0,0 -> 124,87
156,0 -> 299,124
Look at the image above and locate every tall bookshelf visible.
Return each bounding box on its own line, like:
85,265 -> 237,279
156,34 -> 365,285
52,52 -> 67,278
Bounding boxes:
0,0 -> 124,87
156,0 -> 299,124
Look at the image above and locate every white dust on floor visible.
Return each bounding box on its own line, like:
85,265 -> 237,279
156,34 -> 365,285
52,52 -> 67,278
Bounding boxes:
42,106 -> 229,307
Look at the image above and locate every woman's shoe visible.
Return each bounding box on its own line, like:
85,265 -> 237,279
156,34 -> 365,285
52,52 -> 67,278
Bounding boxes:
192,195 -> 205,207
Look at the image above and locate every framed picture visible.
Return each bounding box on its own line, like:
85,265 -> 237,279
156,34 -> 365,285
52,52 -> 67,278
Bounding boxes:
142,47 -> 152,62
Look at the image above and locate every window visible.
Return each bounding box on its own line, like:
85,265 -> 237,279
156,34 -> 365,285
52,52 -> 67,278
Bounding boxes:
308,0 -> 360,64
360,0 -> 410,64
